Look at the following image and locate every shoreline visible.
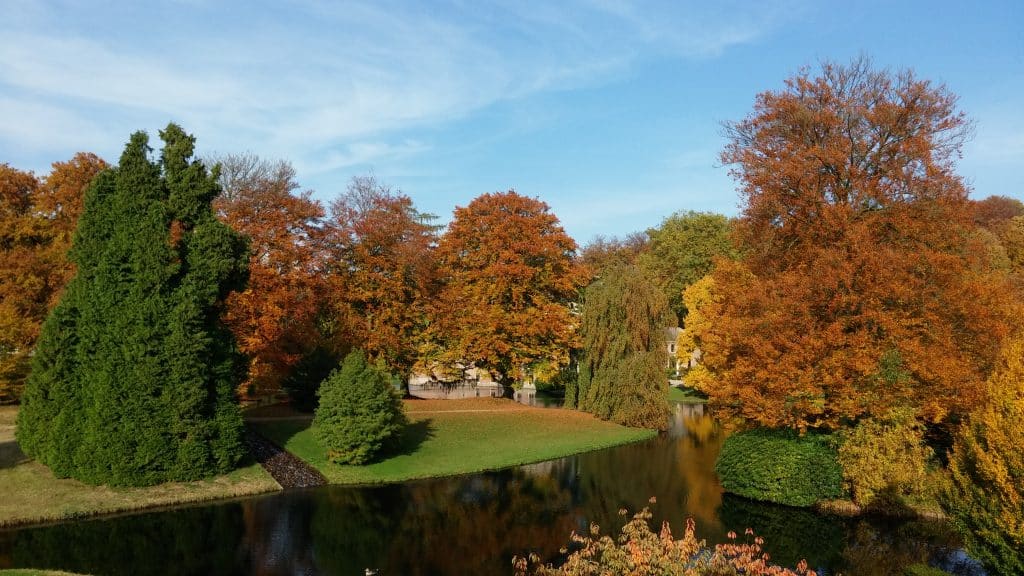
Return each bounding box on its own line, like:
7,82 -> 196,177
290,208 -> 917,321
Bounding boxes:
0,399 -> 656,530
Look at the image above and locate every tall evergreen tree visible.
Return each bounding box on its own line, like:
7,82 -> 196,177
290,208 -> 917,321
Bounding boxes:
571,264 -> 672,429
16,125 -> 249,486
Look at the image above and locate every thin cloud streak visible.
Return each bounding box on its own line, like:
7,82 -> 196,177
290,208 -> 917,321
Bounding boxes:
0,0 -> 796,173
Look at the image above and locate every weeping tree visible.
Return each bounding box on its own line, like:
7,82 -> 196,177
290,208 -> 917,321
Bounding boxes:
569,263 -> 673,429
16,124 -> 249,486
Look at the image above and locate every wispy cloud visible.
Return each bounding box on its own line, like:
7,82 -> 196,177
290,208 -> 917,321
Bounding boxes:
0,0 -> 798,171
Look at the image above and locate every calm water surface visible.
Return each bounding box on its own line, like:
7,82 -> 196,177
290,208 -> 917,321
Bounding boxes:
0,403 -> 984,575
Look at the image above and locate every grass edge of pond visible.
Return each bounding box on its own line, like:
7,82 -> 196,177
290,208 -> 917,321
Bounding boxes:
252,402 -> 658,486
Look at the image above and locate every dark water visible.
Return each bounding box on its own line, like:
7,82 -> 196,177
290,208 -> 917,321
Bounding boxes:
0,403 -> 983,576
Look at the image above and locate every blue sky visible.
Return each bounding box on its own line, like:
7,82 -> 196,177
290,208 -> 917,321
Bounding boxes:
2,0 -> 1022,242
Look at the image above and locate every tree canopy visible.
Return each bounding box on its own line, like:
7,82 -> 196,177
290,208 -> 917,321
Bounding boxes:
213,153 -> 325,399
687,58 -> 1018,430
946,334 -> 1024,575
314,349 -> 407,465
16,125 -> 249,486
0,154 -> 107,404
638,210 -> 734,321
326,175 -> 439,384
423,190 -> 588,384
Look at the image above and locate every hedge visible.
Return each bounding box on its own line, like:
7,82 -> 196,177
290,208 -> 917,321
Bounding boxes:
715,428 -> 843,507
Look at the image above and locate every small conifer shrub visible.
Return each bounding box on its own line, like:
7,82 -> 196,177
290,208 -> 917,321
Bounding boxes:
314,350 -> 407,465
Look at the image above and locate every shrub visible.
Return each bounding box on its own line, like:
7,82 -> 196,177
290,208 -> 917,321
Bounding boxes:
715,428 -> 843,507
943,334 -> 1024,575
514,500 -> 816,576
313,350 -> 407,465
836,408 -> 934,507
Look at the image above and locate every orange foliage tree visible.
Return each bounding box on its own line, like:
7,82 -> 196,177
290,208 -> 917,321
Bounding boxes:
423,191 -> 589,385
687,58 -> 1017,430
0,154 -> 106,403
580,232 -> 648,274
971,195 -> 1024,230
325,175 -> 439,386
213,154 -> 325,400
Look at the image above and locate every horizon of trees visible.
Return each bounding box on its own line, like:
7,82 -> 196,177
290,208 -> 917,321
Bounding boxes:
2,150 -> 1020,406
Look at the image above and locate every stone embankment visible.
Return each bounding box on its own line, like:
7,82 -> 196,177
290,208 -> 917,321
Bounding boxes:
244,427 -> 325,489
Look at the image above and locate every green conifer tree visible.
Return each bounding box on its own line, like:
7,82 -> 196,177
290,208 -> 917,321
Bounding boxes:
314,350 -> 407,465
16,125 -> 249,486
576,264 -> 672,429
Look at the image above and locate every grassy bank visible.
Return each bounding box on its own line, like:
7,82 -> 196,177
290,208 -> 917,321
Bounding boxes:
252,398 -> 655,484
0,407 -> 280,529
668,385 -> 707,404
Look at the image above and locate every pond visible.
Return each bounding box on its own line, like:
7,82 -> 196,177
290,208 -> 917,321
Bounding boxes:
0,403 -> 984,576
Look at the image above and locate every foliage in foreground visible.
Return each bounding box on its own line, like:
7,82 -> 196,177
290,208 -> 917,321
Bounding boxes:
314,350 -> 407,465
944,334 -> 1024,575
570,263 -> 672,429
514,502 -> 816,576
715,429 -> 843,507
836,408 -> 935,508
16,125 -> 248,486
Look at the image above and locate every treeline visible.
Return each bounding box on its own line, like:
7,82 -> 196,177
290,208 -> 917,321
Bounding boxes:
1,155 -> 600,407
2,149 -> 734,415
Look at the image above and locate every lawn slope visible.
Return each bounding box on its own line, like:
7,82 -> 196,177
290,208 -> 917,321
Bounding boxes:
252,398 -> 655,484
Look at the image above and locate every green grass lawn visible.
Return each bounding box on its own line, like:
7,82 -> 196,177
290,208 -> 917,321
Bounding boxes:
668,385 -> 708,404
0,407 -> 280,528
252,399 -> 655,484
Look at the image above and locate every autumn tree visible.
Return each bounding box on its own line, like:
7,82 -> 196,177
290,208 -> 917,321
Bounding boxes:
689,58 -> 1017,431
945,334 -> 1024,575
326,175 -> 438,389
971,194 -> 1024,230
0,165 -> 41,402
17,125 -> 249,486
424,191 -> 588,385
570,263 -> 672,429
0,154 -> 106,403
212,153 -> 325,400
637,210 -> 734,320
580,232 -> 648,275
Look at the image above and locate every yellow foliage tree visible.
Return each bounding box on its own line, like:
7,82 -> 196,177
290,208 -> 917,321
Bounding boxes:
675,273 -> 722,396
945,334 -> 1024,575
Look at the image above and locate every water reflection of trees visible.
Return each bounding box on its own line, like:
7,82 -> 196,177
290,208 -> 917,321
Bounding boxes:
5,504 -> 248,575
0,403 -> 983,576
310,470 -> 576,575
569,403 -> 725,536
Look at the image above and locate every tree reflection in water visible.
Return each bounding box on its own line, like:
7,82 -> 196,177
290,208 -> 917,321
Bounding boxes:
0,402 -> 981,576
